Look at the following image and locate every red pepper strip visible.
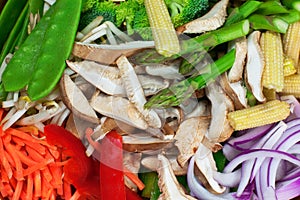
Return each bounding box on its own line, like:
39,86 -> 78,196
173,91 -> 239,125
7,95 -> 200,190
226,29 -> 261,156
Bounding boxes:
99,130 -> 126,200
126,187 -> 143,200
44,124 -> 100,199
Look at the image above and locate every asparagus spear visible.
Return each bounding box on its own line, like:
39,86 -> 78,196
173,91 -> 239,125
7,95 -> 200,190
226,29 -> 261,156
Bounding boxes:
144,48 -> 236,109
133,20 -> 249,64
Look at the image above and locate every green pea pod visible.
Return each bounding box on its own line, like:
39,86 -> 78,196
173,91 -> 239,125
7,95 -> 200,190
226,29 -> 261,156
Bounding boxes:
2,0 -> 82,101
0,0 -> 27,51
0,2 -> 29,64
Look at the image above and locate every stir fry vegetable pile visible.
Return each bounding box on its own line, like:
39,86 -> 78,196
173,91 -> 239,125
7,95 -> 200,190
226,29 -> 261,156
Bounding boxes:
1,0 -> 300,199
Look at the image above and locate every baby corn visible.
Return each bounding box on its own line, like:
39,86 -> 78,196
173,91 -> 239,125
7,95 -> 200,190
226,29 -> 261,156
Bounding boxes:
228,100 -> 290,130
283,21 -> 300,73
260,31 -> 284,92
283,56 -> 297,76
144,0 -> 180,57
281,74 -> 300,98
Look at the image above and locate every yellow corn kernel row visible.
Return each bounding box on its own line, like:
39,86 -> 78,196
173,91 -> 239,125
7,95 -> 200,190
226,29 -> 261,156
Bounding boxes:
260,31 -> 284,92
227,100 -> 290,130
283,21 -> 300,73
281,74 -> 300,98
144,0 -> 180,57
283,56 -> 297,77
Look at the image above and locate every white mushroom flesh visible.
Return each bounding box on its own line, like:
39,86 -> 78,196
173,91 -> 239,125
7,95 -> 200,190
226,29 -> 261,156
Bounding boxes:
116,55 -> 161,128
245,31 -> 266,102
157,154 -> 197,200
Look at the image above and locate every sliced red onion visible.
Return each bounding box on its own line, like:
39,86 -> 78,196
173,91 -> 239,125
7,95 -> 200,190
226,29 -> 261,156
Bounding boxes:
276,177 -> 300,200
187,156 -> 236,200
223,149 -> 300,173
280,95 -> 300,119
228,124 -> 274,146
213,169 -> 241,187
223,143 -> 242,161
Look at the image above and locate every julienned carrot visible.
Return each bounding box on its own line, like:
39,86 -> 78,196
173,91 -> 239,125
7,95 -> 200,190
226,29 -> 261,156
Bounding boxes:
0,124 -> 87,199
124,166 -> 145,190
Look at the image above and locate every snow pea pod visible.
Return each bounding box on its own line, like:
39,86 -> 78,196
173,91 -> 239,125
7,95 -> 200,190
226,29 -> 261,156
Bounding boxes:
2,0 -> 82,101
0,0 -> 27,51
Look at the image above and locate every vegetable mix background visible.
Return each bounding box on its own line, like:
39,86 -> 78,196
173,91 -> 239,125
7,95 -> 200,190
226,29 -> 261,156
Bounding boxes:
0,0 -> 300,199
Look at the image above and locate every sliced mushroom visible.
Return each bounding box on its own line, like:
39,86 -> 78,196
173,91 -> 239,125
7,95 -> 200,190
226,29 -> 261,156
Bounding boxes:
117,55 -> 161,128
194,144 -> 226,194
157,154 -> 197,200
184,100 -> 211,119
66,60 -> 126,96
206,80 -> 234,142
174,116 -> 210,167
137,75 -> 170,96
72,41 -> 155,65
122,133 -> 173,152
219,73 -> 248,110
90,93 -> 148,130
141,155 -> 188,176
178,0 -> 229,34
145,60 -> 183,80
227,37 -> 247,82
244,31 -> 266,103
60,74 -> 99,124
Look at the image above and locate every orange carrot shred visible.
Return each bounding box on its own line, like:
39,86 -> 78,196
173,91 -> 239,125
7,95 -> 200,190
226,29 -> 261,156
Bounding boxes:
15,150 -> 37,166
16,126 -> 39,136
23,158 -> 54,177
25,145 -> 45,162
13,136 -> 46,155
41,166 -> 53,183
49,163 -> 63,187
12,180 -> 23,200
70,190 -> 81,200
0,137 -> 13,179
26,173 -> 34,200
4,143 -> 23,181
123,166 -> 145,190
33,171 -> 41,198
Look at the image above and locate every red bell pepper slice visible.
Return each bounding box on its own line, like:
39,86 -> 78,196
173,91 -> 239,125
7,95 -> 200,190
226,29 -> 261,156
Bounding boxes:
44,124 -> 100,199
99,130 -> 126,200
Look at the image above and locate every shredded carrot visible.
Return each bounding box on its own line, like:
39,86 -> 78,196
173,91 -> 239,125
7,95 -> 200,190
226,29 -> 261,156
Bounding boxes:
4,143 -> 23,180
0,124 -> 89,199
12,181 -> 23,200
123,166 -> 145,190
26,173 -> 34,200
70,190 -> 81,200
33,170 -> 41,198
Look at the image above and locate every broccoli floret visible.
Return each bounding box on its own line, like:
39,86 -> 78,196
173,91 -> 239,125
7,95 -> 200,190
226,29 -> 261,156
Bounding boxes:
81,0 -> 97,13
116,0 -> 152,40
116,0 -> 143,35
165,0 -> 210,27
79,1 -> 117,31
132,6 -> 152,40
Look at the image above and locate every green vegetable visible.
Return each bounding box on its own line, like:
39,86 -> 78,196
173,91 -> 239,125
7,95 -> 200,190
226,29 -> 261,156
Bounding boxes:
2,0 -> 82,101
248,14 -> 289,33
275,9 -> 300,24
115,0 -> 151,40
144,48 -> 236,109
254,0 -> 289,16
213,150 -> 227,172
164,0 -> 210,27
0,0 -> 27,52
0,2 -> 28,65
135,20 -> 249,64
282,0 -> 300,12
140,171 -> 161,200
0,83 -> 8,103
224,0 -> 262,26
79,1 -> 117,31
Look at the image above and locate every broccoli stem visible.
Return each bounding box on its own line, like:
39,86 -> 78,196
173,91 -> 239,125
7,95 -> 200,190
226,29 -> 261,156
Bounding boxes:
275,9 -> 300,24
282,0 -> 300,12
224,0 -> 262,26
144,48 -> 236,109
134,20 -> 249,64
248,14 -> 289,33
181,20 -> 250,54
